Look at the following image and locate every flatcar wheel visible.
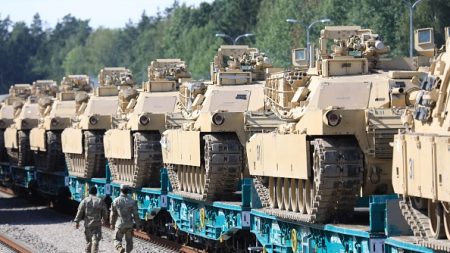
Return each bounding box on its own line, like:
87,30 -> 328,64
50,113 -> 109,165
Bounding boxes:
297,180 -> 305,214
276,177 -> 285,210
282,178 -> 290,211
428,200 -> 445,239
443,202 -> 450,240
290,179 -> 299,212
304,179 -> 314,215
269,177 -> 277,209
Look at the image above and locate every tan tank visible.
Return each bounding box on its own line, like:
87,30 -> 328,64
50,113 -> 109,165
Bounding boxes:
4,80 -> 58,167
392,27 -> 450,250
161,45 -> 273,201
103,59 -> 191,188
0,84 -> 32,163
29,75 -> 92,172
245,26 -> 427,223
61,68 -> 135,178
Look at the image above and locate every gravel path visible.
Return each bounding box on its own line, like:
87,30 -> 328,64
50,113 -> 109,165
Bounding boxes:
0,192 -> 175,253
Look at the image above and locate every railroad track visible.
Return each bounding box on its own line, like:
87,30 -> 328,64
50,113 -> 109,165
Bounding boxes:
133,230 -> 204,253
1,184 -> 205,252
0,232 -> 32,253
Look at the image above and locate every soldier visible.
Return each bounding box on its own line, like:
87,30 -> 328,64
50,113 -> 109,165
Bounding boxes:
110,185 -> 142,253
74,186 -> 108,253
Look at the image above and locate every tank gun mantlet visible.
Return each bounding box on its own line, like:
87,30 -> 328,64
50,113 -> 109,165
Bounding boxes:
118,87 -> 139,114
264,70 -> 311,118
38,96 -> 54,117
122,112 -> 166,132
178,81 -> 208,113
192,111 -> 246,133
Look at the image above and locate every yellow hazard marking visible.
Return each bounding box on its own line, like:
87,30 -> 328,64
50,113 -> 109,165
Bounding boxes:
291,228 -> 298,252
199,208 -> 205,228
84,182 -> 88,198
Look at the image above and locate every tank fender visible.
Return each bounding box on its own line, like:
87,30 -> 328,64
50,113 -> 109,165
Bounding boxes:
29,128 -> 46,151
246,133 -> 310,179
161,129 -> 201,166
104,129 -> 132,159
61,128 -> 83,154
4,127 -> 18,149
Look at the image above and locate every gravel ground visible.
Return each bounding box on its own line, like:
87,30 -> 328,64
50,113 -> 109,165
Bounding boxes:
0,192 -> 175,253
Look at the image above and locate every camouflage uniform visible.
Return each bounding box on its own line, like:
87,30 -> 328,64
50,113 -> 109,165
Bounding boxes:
74,194 -> 108,253
110,193 -> 141,253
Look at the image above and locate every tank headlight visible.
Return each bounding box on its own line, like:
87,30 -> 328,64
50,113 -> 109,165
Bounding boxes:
139,115 -> 150,126
211,113 -> 225,126
325,111 -> 342,127
51,118 -> 58,126
89,116 -> 98,125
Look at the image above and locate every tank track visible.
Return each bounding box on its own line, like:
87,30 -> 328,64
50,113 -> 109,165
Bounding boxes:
399,198 -> 450,251
65,130 -> 105,178
108,132 -> 162,188
7,130 -> 33,167
254,138 -> 363,224
34,131 -> 65,172
167,133 -> 243,202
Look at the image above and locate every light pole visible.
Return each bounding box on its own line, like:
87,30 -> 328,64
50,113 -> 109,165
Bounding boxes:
215,33 -> 255,45
402,0 -> 425,57
286,18 -> 331,67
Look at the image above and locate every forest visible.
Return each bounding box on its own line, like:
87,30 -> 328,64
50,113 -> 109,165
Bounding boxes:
0,0 -> 449,92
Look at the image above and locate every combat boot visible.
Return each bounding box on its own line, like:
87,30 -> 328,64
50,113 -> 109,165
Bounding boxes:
116,245 -> 125,253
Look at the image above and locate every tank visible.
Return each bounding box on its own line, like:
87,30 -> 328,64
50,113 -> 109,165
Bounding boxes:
103,59 -> 191,188
4,80 -> 58,167
245,26 -> 427,223
61,68 -> 135,178
29,75 -> 92,172
0,84 -> 32,163
161,45 -> 273,201
392,27 -> 450,250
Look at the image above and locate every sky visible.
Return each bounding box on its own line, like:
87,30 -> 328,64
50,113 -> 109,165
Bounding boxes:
0,0 -> 213,28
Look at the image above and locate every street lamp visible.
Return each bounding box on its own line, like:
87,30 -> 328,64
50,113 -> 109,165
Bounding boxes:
402,0 -> 426,57
286,18 -> 331,67
215,33 -> 255,45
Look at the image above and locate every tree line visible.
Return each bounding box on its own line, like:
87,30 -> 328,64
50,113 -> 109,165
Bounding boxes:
0,0 -> 449,93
